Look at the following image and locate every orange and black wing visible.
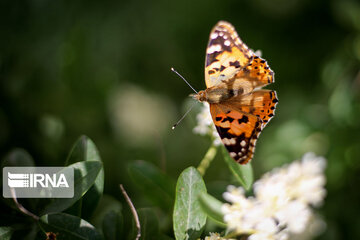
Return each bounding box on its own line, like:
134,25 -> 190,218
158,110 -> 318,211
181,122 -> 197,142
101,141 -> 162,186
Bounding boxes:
226,90 -> 278,128
205,21 -> 253,88
210,104 -> 263,164
235,55 -> 275,88
205,21 -> 275,92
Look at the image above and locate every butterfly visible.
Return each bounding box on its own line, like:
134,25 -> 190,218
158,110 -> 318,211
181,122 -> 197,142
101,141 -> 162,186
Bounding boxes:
193,21 -> 278,164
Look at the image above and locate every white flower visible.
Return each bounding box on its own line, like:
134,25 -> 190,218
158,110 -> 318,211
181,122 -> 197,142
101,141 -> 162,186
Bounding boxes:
221,153 -> 327,240
193,102 -> 221,146
221,186 -> 255,233
255,152 -> 326,207
249,217 -> 286,240
289,214 -> 326,240
294,153 -> 327,206
276,201 -> 311,234
204,232 -> 235,240
253,174 -> 289,215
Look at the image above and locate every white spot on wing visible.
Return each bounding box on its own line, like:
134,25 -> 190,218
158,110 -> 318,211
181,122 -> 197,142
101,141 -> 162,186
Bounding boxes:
224,40 -> 231,46
211,33 -> 218,39
240,140 -> 246,147
207,44 -> 222,54
222,138 -> 230,145
222,138 -> 236,146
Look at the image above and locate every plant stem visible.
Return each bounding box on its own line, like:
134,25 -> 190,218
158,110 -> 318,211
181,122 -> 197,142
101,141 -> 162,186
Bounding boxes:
10,188 -> 39,221
120,184 -> 141,240
197,143 -> 217,176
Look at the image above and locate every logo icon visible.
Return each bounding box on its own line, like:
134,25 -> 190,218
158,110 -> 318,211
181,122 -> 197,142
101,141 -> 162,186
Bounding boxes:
8,172 -> 69,188
3,167 -> 74,198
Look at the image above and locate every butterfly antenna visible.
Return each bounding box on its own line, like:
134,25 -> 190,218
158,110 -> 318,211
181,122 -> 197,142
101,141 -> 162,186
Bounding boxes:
172,101 -> 197,130
171,67 -> 198,94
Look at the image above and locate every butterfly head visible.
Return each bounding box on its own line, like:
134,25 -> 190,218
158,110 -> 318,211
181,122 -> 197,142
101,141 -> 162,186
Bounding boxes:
192,90 -> 207,102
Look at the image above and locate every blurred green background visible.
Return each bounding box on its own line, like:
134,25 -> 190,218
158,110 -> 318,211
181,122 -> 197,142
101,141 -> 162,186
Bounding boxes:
1,0 -> 360,239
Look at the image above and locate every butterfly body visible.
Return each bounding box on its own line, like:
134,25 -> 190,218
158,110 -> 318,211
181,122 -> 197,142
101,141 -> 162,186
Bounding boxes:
197,21 -> 278,164
194,78 -> 246,104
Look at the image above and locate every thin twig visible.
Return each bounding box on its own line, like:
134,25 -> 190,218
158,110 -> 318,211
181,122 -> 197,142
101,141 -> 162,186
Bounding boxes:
120,184 -> 141,240
10,188 -> 39,221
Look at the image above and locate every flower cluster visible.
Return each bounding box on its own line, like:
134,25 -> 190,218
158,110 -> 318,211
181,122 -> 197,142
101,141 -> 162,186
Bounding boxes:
193,102 -> 221,146
221,153 -> 327,240
204,233 -> 230,240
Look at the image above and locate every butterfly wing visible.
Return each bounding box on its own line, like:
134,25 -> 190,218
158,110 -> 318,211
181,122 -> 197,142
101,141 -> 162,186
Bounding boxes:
210,104 -> 262,164
205,21 -> 275,90
235,55 -> 274,88
209,90 -> 278,164
226,90 -> 278,127
205,21 -> 253,88
205,21 -> 277,164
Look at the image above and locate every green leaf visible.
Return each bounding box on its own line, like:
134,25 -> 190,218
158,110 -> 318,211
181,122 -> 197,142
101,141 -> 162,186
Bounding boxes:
173,167 -> 207,240
128,160 -> 175,211
41,161 -> 102,215
65,136 -> 102,165
0,227 -> 13,240
65,136 -> 104,220
127,208 -> 160,240
90,195 -> 122,230
65,136 -> 104,199
39,213 -> 102,240
198,193 -> 226,226
102,210 -> 123,240
221,146 -> 253,191
138,208 -> 159,240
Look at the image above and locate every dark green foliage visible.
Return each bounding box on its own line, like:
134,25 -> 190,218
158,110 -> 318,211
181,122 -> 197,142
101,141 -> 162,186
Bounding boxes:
40,161 -> 102,215
0,137 -> 109,239
221,146 -> 253,191
64,136 -> 104,220
102,210 -> 124,240
128,160 -> 176,211
39,213 -> 102,240
198,193 -> 226,227
0,227 -> 13,240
